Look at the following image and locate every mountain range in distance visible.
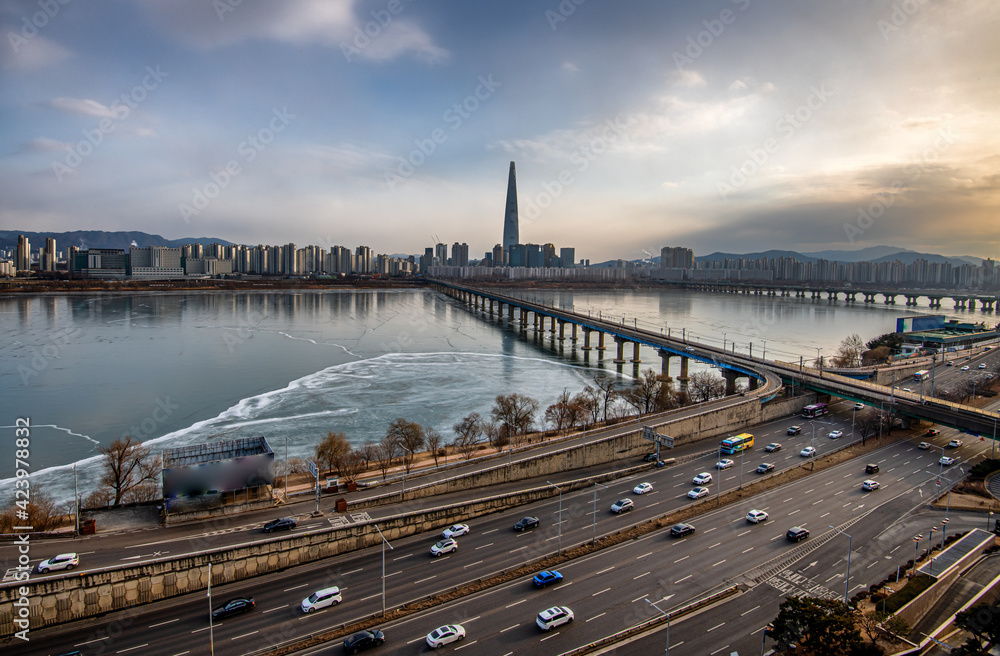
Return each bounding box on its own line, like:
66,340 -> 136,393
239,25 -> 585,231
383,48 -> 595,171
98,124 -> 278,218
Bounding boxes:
0,230 -> 985,268
0,230 -> 234,252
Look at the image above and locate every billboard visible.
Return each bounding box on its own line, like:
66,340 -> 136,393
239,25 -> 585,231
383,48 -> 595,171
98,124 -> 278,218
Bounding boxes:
162,437 -> 275,501
896,315 -> 946,333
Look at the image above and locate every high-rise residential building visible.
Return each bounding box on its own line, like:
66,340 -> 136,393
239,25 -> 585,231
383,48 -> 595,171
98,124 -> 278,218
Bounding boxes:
282,243 -> 297,275
660,246 -> 695,268
435,243 -> 448,266
451,242 -> 469,267
43,238 -> 57,271
560,247 -> 575,269
421,247 -> 434,272
492,244 -> 504,267
16,235 -> 30,271
508,243 -> 526,267
355,245 -> 372,273
67,245 -> 79,273
503,161 -> 519,251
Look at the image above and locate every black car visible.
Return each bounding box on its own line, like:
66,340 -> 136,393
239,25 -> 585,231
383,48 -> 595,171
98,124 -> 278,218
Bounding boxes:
343,629 -> 385,654
786,426 -> 801,436
756,463 -> 775,474
263,517 -> 298,533
514,516 -> 540,532
865,463 -> 880,474
670,523 -> 695,538
211,597 -> 255,620
786,527 -> 809,543
642,453 -> 659,462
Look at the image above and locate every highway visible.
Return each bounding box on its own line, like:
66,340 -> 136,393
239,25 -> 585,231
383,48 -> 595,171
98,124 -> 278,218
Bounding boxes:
8,401 -> 990,656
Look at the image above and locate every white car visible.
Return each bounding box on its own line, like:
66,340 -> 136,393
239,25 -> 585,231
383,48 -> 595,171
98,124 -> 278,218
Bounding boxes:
854,403 -> 864,411
828,430 -> 843,439
36,553 -> 79,573
633,482 -> 653,495
861,480 -> 880,491
536,606 -> 574,631
301,586 -> 341,613
430,539 -> 458,557
716,459 -> 734,470
692,472 -> 713,485
442,523 -> 470,539
611,498 -> 634,513
746,510 -> 769,524
979,363 -> 987,369
948,439 -> 963,448
939,456 -> 956,466
687,486 -> 710,499
800,446 -> 816,457
426,624 -> 465,648
961,365 -> 970,371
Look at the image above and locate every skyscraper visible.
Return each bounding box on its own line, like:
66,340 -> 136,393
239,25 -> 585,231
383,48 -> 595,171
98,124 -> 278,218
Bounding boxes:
502,161 -> 518,251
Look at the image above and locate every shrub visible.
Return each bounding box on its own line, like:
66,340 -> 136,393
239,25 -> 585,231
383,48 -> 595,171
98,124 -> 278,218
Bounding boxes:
883,575 -> 934,614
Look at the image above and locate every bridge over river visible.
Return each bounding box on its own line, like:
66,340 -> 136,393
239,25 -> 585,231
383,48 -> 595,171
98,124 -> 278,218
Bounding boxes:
431,280 -> 1000,441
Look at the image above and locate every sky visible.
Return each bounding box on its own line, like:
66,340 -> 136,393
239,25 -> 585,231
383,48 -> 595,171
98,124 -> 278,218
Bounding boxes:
1,0 -> 998,262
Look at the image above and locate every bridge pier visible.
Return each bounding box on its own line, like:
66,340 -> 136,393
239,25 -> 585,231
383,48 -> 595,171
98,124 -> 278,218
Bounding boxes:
983,299 -> 995,312
557,320 -> 566,340
955,298 -> 966,309
519,308 -> 528,329
905,295 -> 918,306
883,294 -> 897,305
864,293 -> 876,303
658,350 -> 672,377
827,290 -> 838,300
968,298 -> 976,310
582,328 -> 592,351
722,369 -> 738,396
845,292 -> 857,302
928,296 -> 942,308
631,341 -> 641,363
613,337 -> 627,364
748,376 -> 759,391
678,356 -> 690,389
597,332 -> 607,351
508,304 -> 515,322
571,323 -> 578,342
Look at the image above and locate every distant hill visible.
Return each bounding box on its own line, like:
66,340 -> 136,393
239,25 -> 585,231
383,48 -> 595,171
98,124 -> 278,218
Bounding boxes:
0,230 -> 234,252
800,245 -> 915,262
697,249 -> 816,263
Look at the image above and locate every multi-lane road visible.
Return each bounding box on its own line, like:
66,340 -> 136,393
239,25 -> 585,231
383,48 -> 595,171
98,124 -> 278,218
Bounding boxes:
8,399 -> 991,656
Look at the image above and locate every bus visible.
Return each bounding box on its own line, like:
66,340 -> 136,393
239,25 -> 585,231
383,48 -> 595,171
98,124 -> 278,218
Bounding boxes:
801,403 -> 828,419
913,370 -> 930,381
720,433 -> 754,454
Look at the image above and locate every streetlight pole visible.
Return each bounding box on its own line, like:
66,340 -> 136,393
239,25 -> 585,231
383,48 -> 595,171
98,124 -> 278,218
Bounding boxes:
927,526 -> 937,573
762,340 -> 767,361
73,463 -> 79,536
208,562 -> 215,656
645,598 -> 670,656
829,525 -> 853,603
722,331 -> 727,352
284,435 -> 288,500
547,481 -> 562,555
592,482 -> 607,545
912,535 -> 922,576
739,443 -> 745,490
374,524 -> 393,616
816,347 -> 823,376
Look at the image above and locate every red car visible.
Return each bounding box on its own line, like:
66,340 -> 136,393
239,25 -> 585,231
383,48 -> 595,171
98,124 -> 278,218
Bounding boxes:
925,429 -> 940,436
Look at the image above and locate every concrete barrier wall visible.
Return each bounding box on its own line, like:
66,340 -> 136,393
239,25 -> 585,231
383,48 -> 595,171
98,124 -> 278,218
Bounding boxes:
895,530 -> 996,628
0,466 -> 646,637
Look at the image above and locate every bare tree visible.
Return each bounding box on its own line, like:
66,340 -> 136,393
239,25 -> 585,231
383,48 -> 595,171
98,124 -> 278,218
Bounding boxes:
572,387 -> 601,425
371,440 -> 394,480
0,488 -> 66,533
688,371 -> 726,403
834,333 -> 865,368
314,431 -> 351,475
544,389 -> 586,432
484,417 -> 507,450
385,418 -> 424,473
425,429 -> 443,467
620,369 -> 664,415
99,436 -> 159,506
592,375 -> 619,421
452,413 -> 484,460
338,450 -> 367,484
287,457 -> 310,474
491,393 -> 539,444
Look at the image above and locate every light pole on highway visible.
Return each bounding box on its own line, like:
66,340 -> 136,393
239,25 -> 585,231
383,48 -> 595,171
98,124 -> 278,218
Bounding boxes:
739,442 -> 746,490
645,598 -> 670,656
284,435 -> 288,500
912,535 -> 922,577
208,562 -> 215,656
829,525 -> 853,603
722,331 -> 727,352
816,347 -> 823,377
593,482 -> 608,545
762,340 -> 767,361
927,526 -> 938,574
547,481 -> 562,554
374,524 -> 393,616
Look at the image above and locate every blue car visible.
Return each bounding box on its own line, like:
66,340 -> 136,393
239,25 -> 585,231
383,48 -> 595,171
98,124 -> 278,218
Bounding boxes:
532,570 -> 563,588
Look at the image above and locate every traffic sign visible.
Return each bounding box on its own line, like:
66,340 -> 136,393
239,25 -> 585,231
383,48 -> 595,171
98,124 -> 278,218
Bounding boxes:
642,426 -> 674,448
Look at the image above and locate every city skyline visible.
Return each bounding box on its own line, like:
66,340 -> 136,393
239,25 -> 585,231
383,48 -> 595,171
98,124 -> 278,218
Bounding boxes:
1,1 -> 998,260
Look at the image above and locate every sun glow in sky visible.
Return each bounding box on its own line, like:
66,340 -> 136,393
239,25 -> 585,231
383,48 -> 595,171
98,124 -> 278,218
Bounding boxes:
1,0 -> 998,261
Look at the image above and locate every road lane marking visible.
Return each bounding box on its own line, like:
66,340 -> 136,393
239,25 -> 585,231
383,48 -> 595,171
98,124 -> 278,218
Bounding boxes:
704,527 -> 717,533
593,588 -> 611,596
475,542 -> 494,550
743,547 -> 754,553
262,604 -> 289,614
637,551 -> 653,559
788,510 -> 800,515
454,640 -> 477,651
117,645 -> 149,653
674,555 -> 689,563
482,528 -> 498,534
464,560 -> 484,569
675,574 -> 692,583
632,594 -> 649,603
709,542 -> 722,549
500,624 -> 519,633
413,576 -> 436,585
710,645 -> 730,655
595,566 -> 615,575
588,612 -> 607,622
634,572 -> 650,580
834,491 -> 844,496
506,599 -> 526,608
738,530 -> 751,537
540,632 -> 561,641
148,619 -> 179,628
741,605 -> 760,616
393,553 -> 413,561
284,584 -> 308,591
509,546 -> 527,553
75,637 -> 110,646
231,631 -> 258,640
820,512 -> 830,518
712,560 -> 726,567
812,500 -> 824,505
707,622 -> 725,632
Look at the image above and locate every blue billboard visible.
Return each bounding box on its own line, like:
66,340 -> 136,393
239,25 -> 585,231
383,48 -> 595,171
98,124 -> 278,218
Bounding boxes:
896,315 -> 946,333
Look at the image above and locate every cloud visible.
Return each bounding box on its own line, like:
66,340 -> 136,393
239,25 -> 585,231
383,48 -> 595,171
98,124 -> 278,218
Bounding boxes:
0,33 -> 72,71
901,114 -> 954,129
49,97 -> 118,118
728,79 -> 747,91
673,69 -> 706,88
562,62 -> 580,73
18,137 -> 71,153
137,0 -> 448,62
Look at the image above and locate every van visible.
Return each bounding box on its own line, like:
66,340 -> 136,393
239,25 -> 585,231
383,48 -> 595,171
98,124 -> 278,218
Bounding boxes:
301,586 -> 342,613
